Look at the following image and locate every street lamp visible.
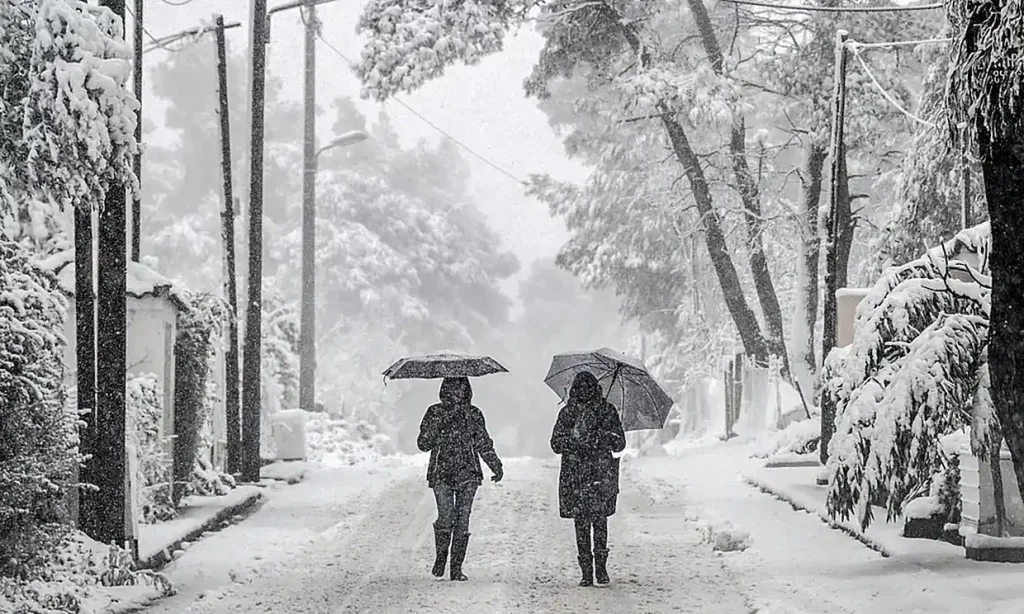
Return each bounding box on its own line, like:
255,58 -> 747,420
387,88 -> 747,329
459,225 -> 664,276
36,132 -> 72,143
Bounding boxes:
316,131 -> 369,158
299,129 -> 369,411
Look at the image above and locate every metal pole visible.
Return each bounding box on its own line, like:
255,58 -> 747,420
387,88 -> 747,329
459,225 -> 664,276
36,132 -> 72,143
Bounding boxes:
819,29 -> 849,469
299,0 -> 317,412
214,15 -> 242,476
241,0 -> 269,483
95,0 -> 129,547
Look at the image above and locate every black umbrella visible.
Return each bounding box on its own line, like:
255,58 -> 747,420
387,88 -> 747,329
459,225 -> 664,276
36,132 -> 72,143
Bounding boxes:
543,347 -> 674,431
383,351 -> 509,381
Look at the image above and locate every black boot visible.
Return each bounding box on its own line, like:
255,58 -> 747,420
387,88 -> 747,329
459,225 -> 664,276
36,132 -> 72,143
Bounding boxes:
574,519 -> 593,587
577,555 -> 594,587
449,533 -> 470,581
432,526 -> 452,577
594,548 -> 610,585
592,517 -> 610,585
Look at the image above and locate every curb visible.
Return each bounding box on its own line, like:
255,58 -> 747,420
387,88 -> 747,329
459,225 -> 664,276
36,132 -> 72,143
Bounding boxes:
136,491 -> 265,571
743,473 -> 892,558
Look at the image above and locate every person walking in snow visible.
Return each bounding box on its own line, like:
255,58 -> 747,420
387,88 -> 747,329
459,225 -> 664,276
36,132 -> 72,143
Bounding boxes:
417,377 -> 504,581
550,371 -> 626,587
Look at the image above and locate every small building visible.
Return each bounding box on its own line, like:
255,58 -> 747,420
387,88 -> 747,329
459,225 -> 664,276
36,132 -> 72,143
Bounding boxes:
39,250 -> 187,540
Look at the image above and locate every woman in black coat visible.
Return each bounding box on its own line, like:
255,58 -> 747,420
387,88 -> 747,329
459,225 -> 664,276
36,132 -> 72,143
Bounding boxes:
550,371 -> 626,586
417,377 -> 503,581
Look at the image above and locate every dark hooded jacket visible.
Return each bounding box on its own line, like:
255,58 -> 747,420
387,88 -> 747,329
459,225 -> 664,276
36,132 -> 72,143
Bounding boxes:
550,372 -> 626,519
417,377 -> 502,487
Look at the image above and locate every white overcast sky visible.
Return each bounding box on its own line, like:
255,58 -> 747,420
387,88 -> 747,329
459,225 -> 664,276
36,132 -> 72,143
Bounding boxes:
139,0 -> 589,276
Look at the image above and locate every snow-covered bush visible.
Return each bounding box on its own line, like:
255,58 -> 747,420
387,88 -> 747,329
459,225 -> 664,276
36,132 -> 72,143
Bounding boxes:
0,526 -> 173,613
173,292 -> 226,503
127,373 -> 174,523
304,412 -> 396,467
750,418 -> 820,459
825,224 -> 990,530
0,240 -> 74,559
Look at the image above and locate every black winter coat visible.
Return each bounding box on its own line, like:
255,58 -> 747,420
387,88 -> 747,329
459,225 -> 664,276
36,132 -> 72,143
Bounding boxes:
418,403 -> 502,488
550,399 -> 626,519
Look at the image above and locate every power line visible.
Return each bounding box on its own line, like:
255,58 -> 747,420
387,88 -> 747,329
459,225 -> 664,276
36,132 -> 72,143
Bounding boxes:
315,33 -> 529,186
719,0 -> 944,12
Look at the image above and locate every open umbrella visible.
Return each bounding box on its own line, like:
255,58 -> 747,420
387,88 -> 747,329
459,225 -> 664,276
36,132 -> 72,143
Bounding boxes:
383,351 -> 509,381
543,348 -> 674,431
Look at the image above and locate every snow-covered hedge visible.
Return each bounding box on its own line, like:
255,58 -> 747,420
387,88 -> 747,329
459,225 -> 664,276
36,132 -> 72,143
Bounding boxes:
825,224 -> 990,530
173,292 -> 227,503
127,373 -> 174,523
0,240 -> 74,558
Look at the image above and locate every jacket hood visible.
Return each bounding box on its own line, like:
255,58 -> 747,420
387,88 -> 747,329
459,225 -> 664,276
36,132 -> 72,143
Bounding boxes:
439,377 -> 473,406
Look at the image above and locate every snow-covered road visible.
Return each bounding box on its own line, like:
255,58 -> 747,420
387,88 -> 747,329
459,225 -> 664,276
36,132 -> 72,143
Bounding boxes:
154,458 -> 753,613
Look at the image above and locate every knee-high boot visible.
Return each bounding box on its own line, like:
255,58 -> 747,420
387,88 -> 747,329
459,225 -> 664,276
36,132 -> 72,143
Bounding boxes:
449,533 -> 470,581
432,523 -> 452,578
574,519 -> 593,587
593,518 -> 609,585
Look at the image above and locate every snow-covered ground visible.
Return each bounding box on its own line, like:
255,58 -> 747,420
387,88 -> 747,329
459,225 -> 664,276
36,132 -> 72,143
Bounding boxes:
143,440 -> 1024,614
640,438 -> 1024,614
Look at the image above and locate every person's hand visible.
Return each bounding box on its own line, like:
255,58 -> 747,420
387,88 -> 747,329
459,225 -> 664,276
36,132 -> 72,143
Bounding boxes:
491,467 -> 504,483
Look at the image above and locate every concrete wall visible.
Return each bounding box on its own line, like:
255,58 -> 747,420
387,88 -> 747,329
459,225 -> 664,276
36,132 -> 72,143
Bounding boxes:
836,288 -> 871,348
961,448 -> 1024,537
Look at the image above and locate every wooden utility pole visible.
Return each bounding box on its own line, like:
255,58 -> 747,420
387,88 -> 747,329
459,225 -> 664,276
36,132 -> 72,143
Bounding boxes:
74,205 -> 96,535
299,0 -> 318,413
819,29 -> 849,470
93,0 -> 129,547
131,0 -> 142,262
241,0 -> 269,482
214,14 -> 242,476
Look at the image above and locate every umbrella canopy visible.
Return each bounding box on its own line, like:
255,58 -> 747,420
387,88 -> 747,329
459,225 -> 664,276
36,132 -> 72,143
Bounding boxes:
543,348 -> 674,431
383,351 -> 509,381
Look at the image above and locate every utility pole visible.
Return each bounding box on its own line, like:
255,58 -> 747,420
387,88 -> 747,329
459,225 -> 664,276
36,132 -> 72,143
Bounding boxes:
131,0 -> 142,262
214,14 -> 242,476
74,203 -> 96,535
241,0 -> 269,483
299,0 -> 318,412
93,0 -> 129,547
819,29 -> 849,473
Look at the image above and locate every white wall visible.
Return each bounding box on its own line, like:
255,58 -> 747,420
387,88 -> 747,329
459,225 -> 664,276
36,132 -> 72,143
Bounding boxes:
63,294 -> 178,535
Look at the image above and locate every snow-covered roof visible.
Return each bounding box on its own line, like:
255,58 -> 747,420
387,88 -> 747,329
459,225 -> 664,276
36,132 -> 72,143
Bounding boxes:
35,249 -> 189,311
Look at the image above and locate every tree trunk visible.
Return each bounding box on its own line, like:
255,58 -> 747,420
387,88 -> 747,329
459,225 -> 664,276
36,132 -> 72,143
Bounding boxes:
980,129 -> 1024,510
597,2 -> 773,363
686,0 -> 790,373
660,110 -> 770,362
798,145 -> 827,380
990,437 -> 1007,537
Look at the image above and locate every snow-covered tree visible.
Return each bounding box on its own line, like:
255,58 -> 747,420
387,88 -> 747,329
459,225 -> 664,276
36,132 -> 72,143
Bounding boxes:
824,223 -> 990,529
947,0 -> 1024,504
0,0 -> 137,245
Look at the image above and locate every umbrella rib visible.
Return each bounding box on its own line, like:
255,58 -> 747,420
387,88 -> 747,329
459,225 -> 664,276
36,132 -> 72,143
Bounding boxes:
544,359 -> 609,383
